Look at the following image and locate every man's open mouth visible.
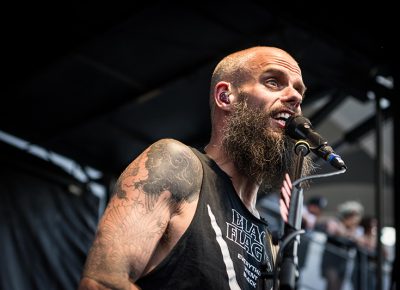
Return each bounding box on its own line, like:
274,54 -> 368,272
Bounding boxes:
273,112 -> 291,127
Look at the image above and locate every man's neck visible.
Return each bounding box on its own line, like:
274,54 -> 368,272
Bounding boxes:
204,143 -> 260,218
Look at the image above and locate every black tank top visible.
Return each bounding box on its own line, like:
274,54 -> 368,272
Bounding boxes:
136,148 -> 275,290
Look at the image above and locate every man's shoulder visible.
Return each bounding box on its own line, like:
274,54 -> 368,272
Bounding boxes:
146,138 -> 200,162
150,138 -> 192,153
143,139 -> 203,201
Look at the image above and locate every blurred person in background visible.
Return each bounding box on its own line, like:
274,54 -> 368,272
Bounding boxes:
302,195 -> 328,231
315,200 -> 364,290
315,200 -> 364,242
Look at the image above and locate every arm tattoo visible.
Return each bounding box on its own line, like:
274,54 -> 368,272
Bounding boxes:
114,139 -> 202,208
114,153 -> 144,199
83,140 -> 202,282
139,140 -> 201,203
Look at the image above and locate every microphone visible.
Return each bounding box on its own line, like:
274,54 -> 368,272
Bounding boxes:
285,115 -> 347,170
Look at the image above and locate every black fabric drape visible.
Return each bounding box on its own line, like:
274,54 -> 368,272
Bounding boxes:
0,145 -> 100,290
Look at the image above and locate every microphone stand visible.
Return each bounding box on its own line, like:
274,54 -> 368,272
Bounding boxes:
256,132 -> 346,290
278,140 -> 310,290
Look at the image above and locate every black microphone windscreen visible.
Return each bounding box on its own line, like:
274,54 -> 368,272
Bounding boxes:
285,115 -> 312,140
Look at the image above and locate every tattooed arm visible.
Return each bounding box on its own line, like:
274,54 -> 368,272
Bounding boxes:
78,139 -> 202,290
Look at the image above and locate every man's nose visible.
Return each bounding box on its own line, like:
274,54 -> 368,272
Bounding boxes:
281,87 -> 302,110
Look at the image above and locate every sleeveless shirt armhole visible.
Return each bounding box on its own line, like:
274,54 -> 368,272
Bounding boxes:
270,236 -> 278,265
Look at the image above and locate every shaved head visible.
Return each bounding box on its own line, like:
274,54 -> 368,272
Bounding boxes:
210,47 -> 299,93
209,46 -> 300,114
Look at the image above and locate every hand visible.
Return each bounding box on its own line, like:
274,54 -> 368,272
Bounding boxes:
280,173 -> 292,223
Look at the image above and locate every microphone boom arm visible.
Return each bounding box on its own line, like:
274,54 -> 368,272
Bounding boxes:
286,115 -> 347,170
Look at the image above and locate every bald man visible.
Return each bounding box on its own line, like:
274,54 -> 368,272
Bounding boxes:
79,46 -> 313,290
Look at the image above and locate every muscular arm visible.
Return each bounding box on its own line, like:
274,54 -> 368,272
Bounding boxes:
79,139 -> 202,290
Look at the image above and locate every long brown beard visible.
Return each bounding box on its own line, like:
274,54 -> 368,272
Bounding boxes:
221,99 -> 314,192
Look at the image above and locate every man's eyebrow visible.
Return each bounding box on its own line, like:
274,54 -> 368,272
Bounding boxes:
261,68 -> 285,76
261,68 -> 307,95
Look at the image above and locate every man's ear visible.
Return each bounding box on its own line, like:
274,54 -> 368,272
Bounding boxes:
214,82 -> 235,111
219,91 -> 230,104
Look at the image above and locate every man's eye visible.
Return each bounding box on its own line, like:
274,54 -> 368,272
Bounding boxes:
266,79 -> 278,87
